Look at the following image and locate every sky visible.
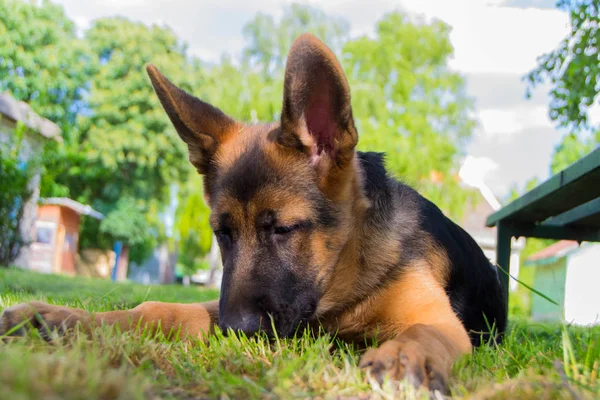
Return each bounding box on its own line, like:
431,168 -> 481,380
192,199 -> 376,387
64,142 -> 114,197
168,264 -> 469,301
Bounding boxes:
53,0 -> 571,199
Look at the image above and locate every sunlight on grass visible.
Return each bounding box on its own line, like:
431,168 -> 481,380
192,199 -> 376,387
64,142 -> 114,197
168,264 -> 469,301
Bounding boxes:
1,267 -> 599,399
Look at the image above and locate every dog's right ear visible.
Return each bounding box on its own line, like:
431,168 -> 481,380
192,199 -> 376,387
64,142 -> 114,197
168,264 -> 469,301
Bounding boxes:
278,34 -> 358,172
146,64 -> 236,174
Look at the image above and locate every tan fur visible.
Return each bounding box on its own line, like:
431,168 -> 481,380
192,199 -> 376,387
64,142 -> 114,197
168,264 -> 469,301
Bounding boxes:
351,269 -> 471,389
425,242 -> 452,286
213,124 -> 270,170
0,301 -> 218,341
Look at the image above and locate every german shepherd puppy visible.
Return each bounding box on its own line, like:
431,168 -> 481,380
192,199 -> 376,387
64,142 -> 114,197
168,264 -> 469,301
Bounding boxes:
0,34 -> 506,392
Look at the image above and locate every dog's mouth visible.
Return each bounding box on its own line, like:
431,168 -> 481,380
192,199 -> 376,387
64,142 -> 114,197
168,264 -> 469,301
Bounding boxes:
258,301 -> 318,338
219,280 -> 320,338
221,298 -> 318,339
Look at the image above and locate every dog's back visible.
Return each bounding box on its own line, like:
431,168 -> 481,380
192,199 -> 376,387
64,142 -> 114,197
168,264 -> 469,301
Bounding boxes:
417,187 -> 507,345
358,151 -> 507,346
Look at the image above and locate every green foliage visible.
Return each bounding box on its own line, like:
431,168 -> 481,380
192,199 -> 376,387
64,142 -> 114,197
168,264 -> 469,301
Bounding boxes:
243,3 -> 349,75
344,13 -> 476,218
33,17 -> 203,256
68,19 -> 203,256
526,0 -> 599,177
0,123 -> 33,266
526,0 -> 600,131
551,132 -> 597,173
0,0 -> 96,200
0,0 -> 95,137
76,18 -> 193,205
98,197 -> 154,264
175,177 -> 212,274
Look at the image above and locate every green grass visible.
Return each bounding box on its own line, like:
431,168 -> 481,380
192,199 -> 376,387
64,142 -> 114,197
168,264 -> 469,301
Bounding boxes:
1,267 -> 599,399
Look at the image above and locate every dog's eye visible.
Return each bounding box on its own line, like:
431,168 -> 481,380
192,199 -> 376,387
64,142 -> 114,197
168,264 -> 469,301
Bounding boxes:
273,225 -> 297,235
214,228 -> 233,245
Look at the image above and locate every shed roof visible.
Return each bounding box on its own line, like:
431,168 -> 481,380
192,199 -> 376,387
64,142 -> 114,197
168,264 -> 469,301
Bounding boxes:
41,198 -> 103,220
527,240 -> 580,264
0,93 -> 62,142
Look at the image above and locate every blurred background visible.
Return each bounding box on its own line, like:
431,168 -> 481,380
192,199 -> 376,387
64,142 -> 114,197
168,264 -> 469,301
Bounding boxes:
1,0 -> 598,323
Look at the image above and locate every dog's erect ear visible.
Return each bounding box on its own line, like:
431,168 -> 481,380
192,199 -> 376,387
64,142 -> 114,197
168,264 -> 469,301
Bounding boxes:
279,34 -> 358,169
146,64 -> 235,174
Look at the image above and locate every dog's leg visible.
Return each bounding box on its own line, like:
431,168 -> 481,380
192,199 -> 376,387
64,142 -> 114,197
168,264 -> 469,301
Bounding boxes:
0,300 -> 219,340
358,270 -> 472,392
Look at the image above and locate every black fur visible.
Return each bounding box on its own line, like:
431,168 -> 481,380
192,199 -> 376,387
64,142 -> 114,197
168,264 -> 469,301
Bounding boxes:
217,144 -> 279,204
418,196 -> 507,345
358,152 -> 395,224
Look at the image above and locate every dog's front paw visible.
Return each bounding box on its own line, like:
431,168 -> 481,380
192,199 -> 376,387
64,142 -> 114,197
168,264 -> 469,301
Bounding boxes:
359,339 -> 449,393
0,301 -> 88,339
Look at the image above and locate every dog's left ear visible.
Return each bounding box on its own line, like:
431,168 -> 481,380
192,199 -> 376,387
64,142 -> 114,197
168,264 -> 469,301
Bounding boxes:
146,64 -> 236,174
278,34 -> 358,170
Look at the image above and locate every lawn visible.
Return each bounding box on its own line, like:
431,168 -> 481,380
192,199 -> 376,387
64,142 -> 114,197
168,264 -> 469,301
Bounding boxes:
0,267 -> 598,399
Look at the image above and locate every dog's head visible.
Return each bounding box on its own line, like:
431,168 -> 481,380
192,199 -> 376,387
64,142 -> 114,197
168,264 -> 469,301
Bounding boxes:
148,34 -> 361,337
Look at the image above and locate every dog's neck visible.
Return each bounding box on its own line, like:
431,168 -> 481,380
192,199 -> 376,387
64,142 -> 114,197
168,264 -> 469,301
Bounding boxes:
315,153 -> 417,340
315,155 -> 380,314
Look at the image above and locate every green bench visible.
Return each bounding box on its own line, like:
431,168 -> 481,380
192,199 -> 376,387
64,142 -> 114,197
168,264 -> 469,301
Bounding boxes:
486,147 -> 600,298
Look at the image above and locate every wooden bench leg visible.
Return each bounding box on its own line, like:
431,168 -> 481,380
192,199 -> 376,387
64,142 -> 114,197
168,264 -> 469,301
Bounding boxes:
496,222 -> 512,306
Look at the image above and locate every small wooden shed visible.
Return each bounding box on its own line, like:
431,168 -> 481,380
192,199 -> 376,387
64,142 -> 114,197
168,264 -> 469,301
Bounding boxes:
527,241 -> 600,325
29,198 -> 103,275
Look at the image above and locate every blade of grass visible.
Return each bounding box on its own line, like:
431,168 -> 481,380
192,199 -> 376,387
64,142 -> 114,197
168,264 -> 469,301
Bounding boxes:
495,262 -> 559,305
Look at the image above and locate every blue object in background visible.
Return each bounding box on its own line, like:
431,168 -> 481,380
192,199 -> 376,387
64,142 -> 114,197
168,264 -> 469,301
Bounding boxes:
111,241 -> 123,281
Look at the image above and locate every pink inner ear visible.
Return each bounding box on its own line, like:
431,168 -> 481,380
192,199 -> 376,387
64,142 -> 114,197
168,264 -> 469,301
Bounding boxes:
305,90 -> 337,155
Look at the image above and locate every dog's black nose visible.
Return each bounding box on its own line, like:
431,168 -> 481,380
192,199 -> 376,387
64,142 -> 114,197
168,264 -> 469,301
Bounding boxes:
219,309 -> 263,337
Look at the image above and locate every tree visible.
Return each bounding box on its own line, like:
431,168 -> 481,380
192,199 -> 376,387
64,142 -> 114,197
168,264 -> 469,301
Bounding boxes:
527,0 -> 600,131
343,13 -> 476,218
62,18 -> 203,254
76,18 -> 195,206
242,3 -> 349,76
0,0 -> 97,198
526,0 -> 599,172
551,132 -> 596,173
98,197 -> 154,279
175,176 -> 212,274
0,123 -> 33,266
0,0 -> 95,138
99,198 -> 152,256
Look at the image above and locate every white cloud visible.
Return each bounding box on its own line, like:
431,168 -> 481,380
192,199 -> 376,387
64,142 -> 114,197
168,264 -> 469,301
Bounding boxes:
587,103 -> 600,127
478,110 -> 523,136
459,155 -> 499,186
102,0 -> 147,7
397,0 -> 569,74
467,125 -> 562,196
459,155 -> 502,209
478,106 -> 553,138
55,0 -> 569,76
